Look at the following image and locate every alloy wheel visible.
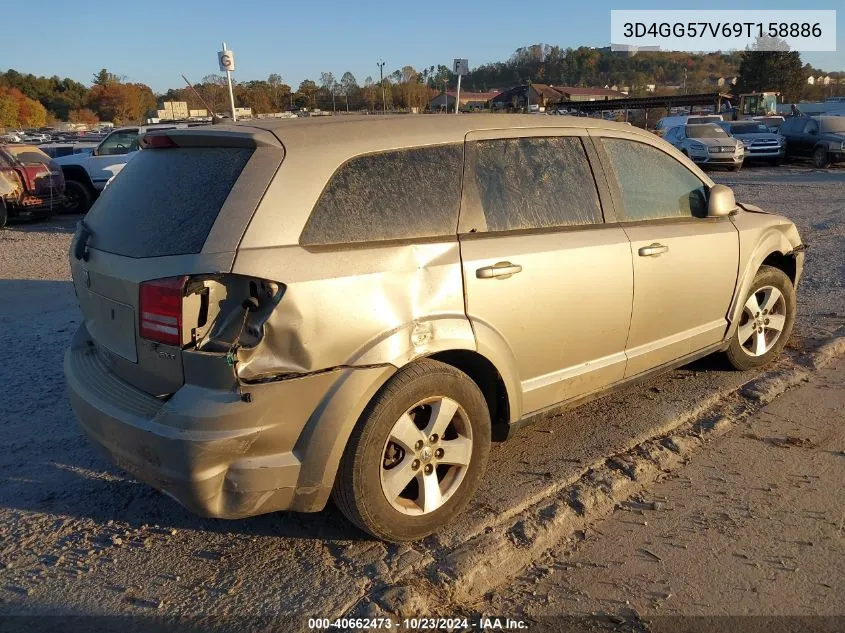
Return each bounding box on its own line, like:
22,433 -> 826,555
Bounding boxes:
380,396 -> 472,516
737,285 -> 787,357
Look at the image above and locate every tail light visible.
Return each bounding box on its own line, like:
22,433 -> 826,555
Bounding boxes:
139,276 -> 187,346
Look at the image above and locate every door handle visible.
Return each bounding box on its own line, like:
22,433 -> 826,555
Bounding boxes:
638,243 -> 669,257
476,261 -> 523,279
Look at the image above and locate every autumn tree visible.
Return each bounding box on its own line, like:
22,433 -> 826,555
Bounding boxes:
340,71 -> 358,112
68,108 -> 100,124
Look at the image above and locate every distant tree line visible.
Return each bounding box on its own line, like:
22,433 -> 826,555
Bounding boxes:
1,41 -> 842,127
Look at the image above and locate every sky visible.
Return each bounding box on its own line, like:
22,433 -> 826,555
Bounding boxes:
3,0 -> 843,93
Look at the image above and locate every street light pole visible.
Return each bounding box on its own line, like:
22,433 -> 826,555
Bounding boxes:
377,60 -> 386,114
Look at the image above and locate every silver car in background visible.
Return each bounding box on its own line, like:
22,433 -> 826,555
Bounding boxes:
663,123 -> 745,171
718,121 -> 785,164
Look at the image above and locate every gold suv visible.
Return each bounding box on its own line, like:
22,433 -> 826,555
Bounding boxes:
65,115 -> 804,541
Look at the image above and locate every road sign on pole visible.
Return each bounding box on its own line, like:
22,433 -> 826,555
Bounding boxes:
218,50 -> 236,72
218,42 -> 237,121
453,59 -> 468,114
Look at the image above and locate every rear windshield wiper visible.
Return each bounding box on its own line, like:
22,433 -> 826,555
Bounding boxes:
74,219 -> 93,261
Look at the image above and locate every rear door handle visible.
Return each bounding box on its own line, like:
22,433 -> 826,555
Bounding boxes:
476,261 -> 523,279
638,243 -> 669,257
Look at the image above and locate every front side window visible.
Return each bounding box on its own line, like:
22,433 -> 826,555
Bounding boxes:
300,144 -> 463,246
97,129 -> 139,156
600,138 -> 707,221
471,136 -> 602,232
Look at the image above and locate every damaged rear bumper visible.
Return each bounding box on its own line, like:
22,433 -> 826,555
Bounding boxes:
64,324 -> 394,518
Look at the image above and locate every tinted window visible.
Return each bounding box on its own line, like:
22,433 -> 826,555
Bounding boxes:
300,144 -> 463,246
472,137 -> 602,232
601,138 -> 707,221
85,147 -> 254,258
780,118 -> 800,133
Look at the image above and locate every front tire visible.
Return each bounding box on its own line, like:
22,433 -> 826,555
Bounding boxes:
333,359 -> 491,542
812,146 -> 831,169
724,265 -> 795,371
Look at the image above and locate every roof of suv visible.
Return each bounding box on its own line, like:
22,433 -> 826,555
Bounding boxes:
215,114 -> 650,153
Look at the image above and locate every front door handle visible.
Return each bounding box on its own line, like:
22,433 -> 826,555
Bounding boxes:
638,243 -> 669,257
476,261 -> 523,279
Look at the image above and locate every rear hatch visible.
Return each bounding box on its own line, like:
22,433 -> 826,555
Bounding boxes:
69,126 -> 284,396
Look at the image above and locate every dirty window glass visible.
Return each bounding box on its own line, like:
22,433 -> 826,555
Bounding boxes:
300,144 -> 463,245
600,138 -> 707,220
84,147 -> 254,258
472,137 -> 602,232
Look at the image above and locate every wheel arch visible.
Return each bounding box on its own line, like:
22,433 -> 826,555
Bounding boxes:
726,230 -> 801,341
60,165 -> 95,190
427,349 -> 512,440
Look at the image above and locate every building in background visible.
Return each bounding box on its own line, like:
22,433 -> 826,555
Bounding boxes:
429,90 -> 501,112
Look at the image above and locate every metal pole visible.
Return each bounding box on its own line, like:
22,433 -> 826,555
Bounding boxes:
377,60 -> 386,113
526,80 -> 531,112
455,73 -> 462,114
223,41 -> 237,121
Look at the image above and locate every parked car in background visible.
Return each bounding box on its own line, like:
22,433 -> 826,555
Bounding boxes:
663,123 -> 745,170
39,143 -> 97,159
65,115 -> 803,542
717,120 -> 785,164
0,168 -> 22,228
0,144 -> 65,225
654,114 -> 723,137
778,116 -> 845,168
1,132 -> 22,143
53,123 -> 202,213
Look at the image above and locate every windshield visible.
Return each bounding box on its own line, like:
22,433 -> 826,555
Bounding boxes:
730,123 -> 770,134
686,125 -> 729,139
819,118 -> 845,134
687,116 -> 721,124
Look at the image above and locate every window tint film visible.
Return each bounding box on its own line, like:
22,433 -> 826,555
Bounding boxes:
300,144 -> 463,245
85,147 -> 254,258
472,137 -> 602,232
600,138 -> 707,221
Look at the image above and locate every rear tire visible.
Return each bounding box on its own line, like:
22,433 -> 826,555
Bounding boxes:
812,146 -> 831,169
63,180 -> 94,214
724,265 -> 795,371
333,359 -> 491,542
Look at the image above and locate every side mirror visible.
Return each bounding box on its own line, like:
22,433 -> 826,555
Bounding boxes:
708,184 -> 738,218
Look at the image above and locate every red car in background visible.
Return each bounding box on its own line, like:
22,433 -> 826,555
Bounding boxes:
0,144 -> 66,229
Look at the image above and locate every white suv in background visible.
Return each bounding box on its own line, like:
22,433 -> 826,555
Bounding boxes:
52,123 -> 200,213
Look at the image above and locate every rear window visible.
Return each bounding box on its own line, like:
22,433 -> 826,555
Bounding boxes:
5,145 -> 51,165
85,147 -> 253,258
300,144 -> 463,246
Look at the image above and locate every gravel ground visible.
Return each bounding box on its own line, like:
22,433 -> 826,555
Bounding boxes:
477,356 -> 845,631
0,163 -> 843,627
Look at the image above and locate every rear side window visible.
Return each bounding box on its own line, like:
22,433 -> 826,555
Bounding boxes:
472,137 -> 602,232
600,138 -> 707,221
300,144 -> 463,246
85,147 -> 254,258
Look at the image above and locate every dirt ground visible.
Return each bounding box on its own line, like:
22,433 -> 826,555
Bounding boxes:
478,356 -> 845,631
0,162 -> 843,630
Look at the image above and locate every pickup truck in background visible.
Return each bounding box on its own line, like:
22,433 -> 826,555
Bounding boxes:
53,123 -> 199,213
0,144 -> 65,229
